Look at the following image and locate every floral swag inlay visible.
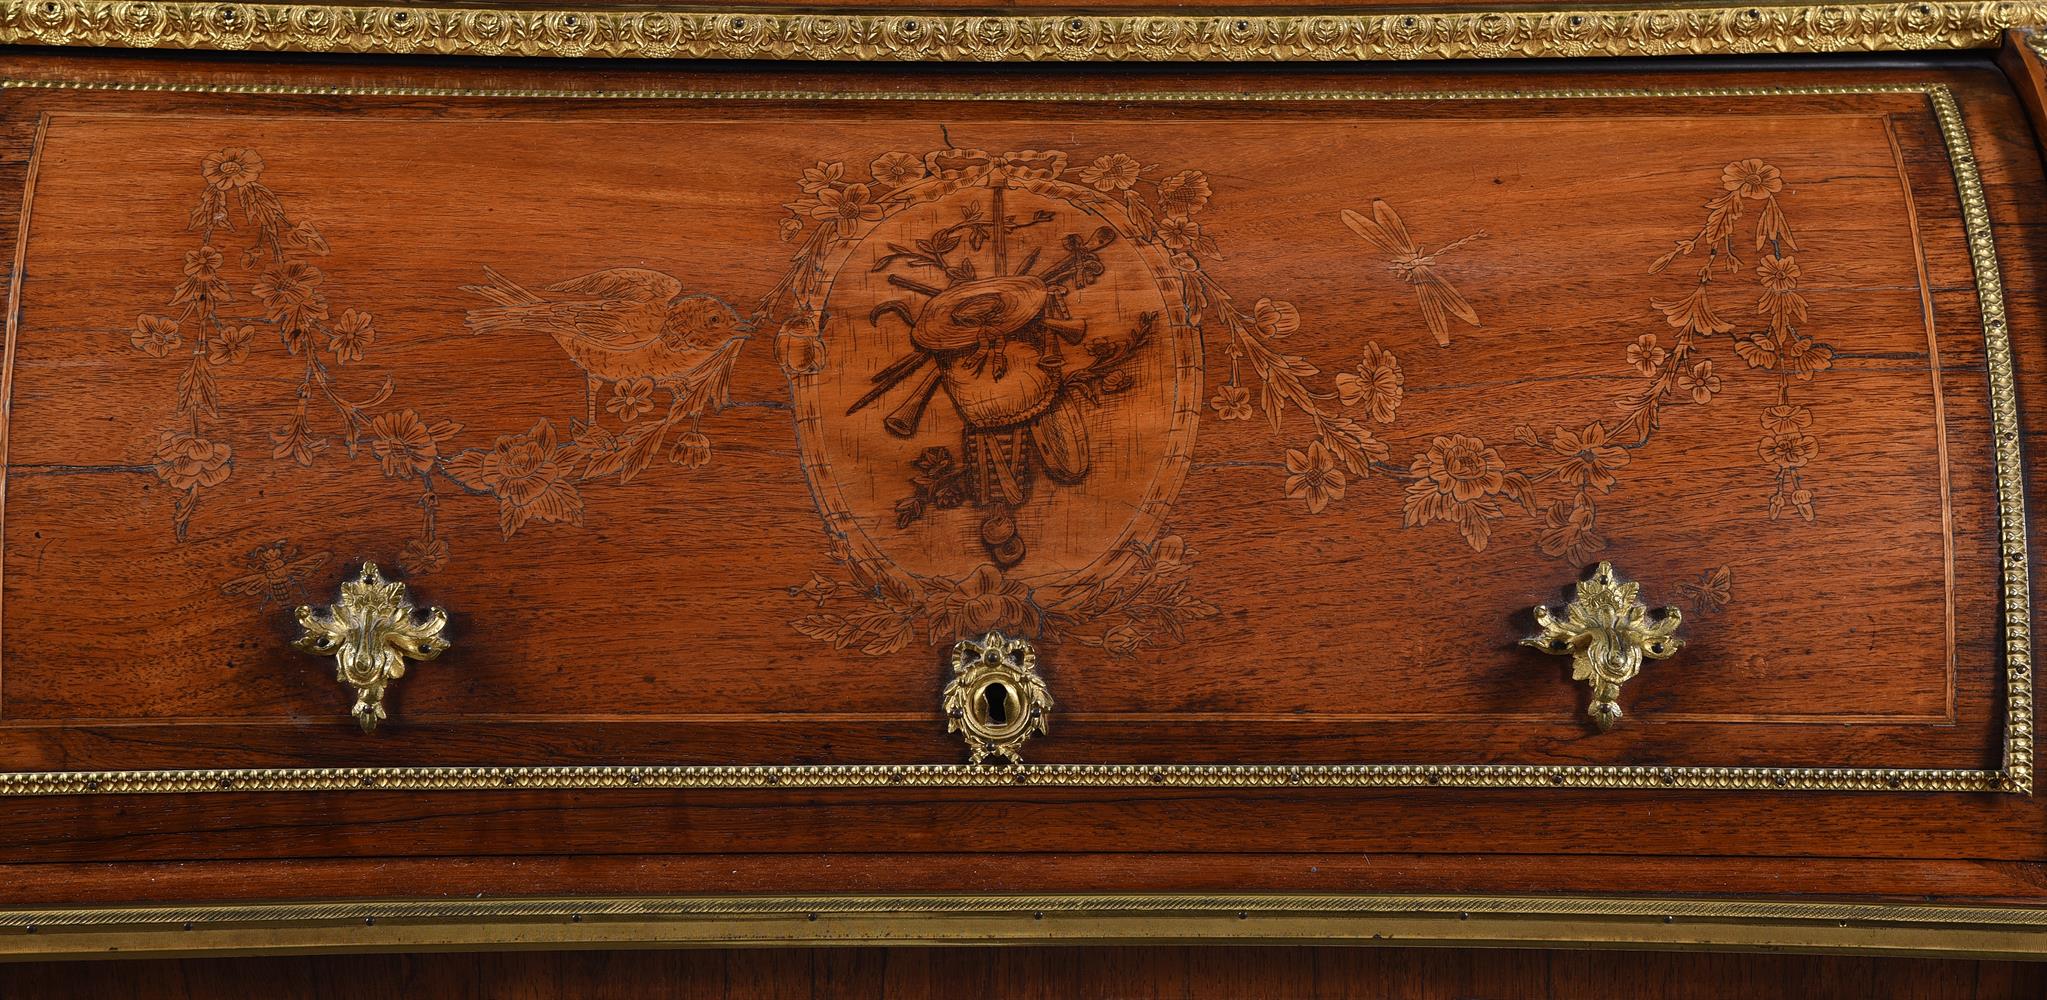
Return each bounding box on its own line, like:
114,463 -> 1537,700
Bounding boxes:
130,149 -> 1822,657
1388,157 -> 1832,560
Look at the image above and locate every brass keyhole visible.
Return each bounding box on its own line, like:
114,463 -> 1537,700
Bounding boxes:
977,680 -> 1014,728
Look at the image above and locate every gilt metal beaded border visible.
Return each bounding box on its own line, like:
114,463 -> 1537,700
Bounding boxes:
0,1 -> 2043,61
0,81 -> 2028,796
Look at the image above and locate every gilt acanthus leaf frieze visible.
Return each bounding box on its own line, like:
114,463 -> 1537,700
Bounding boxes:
0,1 -> 2041,61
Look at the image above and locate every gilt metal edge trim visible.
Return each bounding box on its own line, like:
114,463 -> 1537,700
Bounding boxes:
8,893 -> 2047,927
0,762 -> 2011,795
1929,84 -> 2034,796
3,894 -> 2047,958
0,80 -> 2026,796
0,1 -> 2041,62
0,79 -> 1969,100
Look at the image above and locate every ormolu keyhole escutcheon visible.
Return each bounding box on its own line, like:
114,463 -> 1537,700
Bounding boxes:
942,631 -> 1052,764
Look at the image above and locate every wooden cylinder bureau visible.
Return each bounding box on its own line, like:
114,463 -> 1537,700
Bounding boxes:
0,1 -> 2045,966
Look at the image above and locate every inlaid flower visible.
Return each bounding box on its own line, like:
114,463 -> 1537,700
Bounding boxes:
201,148 -> 265,190
1538,500 -> 1606,565
442,419 -> 585,540
1414,433 -> 1506,504
152,430 -> 232,491
1755,254 -> 1801,291
1253,298 -> 1300,339
253,261 -> 328,348
174,247 -> 229,306
799,160 -> 844,195
1283,440 -> 1346,514
182,245 -> 223,279
941,564 -> 1033,634
870,151 -> 925,187
326,308 -> 374,364
1625,334 -> 1667,376
253,261 -> 323,306
1156,215 -> 1201,251
1757,430 -> 1819,469
1208,383 -> 1252,421
1549,421 -> 1630,494
399,535 -> 449,576
1784,486 -> 1816,521
1760,403 -> 1812,435
1335,342 -> 1402,424
1077,153 -> 1141,192
607,377 -> 655,422
1651,286 -> 1734,337
368,408 -> 444,480
812,182 -> 884,224
1775,332 -> 1834,380
1721,158 -> 1783,199
1144,534 -> 1188,574
1157,169 -> 1212,216
208,324 -> 255,367
132,313 -> 182,358
1403,433 -> 1510,550
908,446 -> 965,507
671,430 -> 711,469
1677,359 -> 1721,403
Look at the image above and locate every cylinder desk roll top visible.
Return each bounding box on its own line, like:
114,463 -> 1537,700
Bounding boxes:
0,2 -> 2045,958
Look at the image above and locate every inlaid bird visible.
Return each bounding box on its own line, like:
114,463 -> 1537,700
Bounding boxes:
462,266 -> 752,424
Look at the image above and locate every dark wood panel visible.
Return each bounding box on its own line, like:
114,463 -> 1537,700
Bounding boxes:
1,946 -> 2042,1000
2,784 -> 2045,866
5,854 -> 2047,908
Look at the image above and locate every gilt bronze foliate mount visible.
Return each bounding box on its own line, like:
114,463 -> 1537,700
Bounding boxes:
293,562 -> 450,733
1525,562 -> 1684,732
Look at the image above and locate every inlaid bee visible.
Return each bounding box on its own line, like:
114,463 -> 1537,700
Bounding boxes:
220,540 -> 331,608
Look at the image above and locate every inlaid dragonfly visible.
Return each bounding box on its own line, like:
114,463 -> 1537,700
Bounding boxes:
1341,199 -> 1487,347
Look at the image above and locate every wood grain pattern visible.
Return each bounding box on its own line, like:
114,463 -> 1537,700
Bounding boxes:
1997,30 -> 2047,162
0,50 -> 2037,915
0,78 -> 2001,765
8,853 -> 2047,907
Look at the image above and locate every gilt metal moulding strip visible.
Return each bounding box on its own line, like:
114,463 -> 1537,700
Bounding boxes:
0,1 -> 2044,61
0,761 -> 2013,795
0,80 -> 2027,796
3,894 -> 2047,958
